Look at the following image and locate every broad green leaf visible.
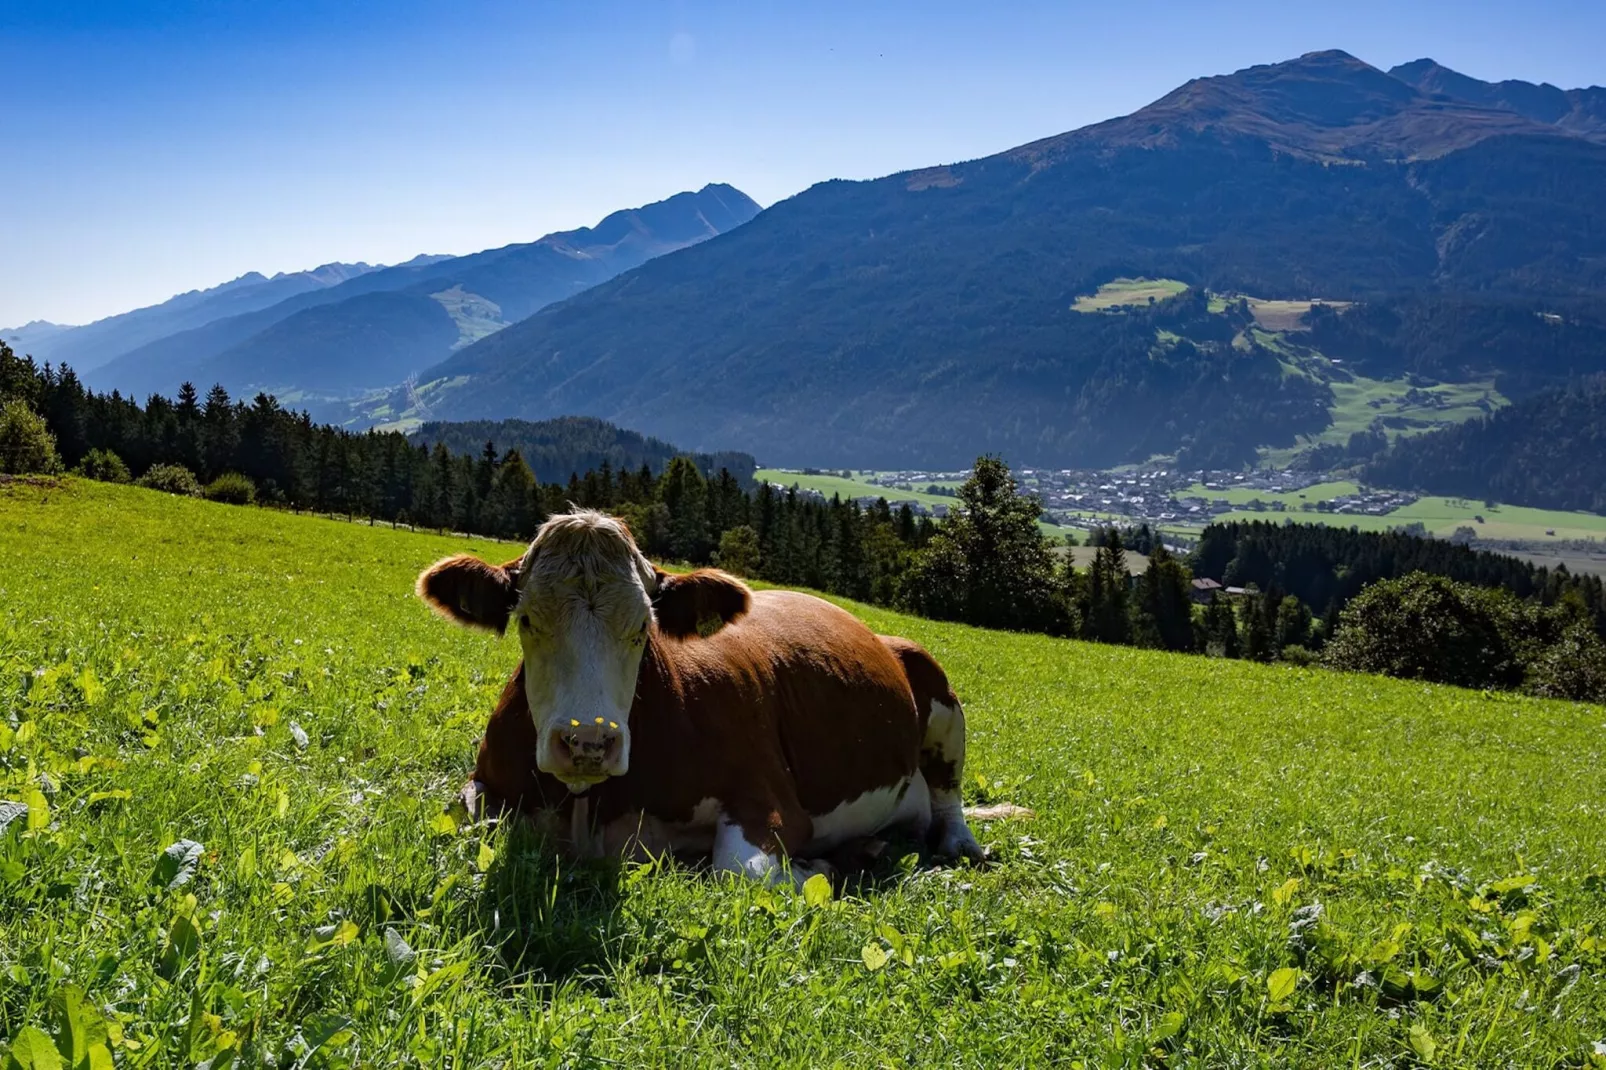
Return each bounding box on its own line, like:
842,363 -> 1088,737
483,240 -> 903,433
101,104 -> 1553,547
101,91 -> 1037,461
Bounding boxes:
1408,1022 -> 1436,1062
428,812 -> 458,837
305,920 -> 360,954
85,791 -> 130,807
860,943 -> 889,971
4,1026 -> 64,1070
475,841 -> 495,872
50,985 -> 113,1070
23,790 -> 49,832
151,840 -> 204,889
1488,873 -> 1536,895
157,913 -> 202,980
1271,877 -> 1301,905
383,929 -> 416,968
0,722 -> 14,752
1150,1011 -> 1186,1045
801,872 -> 832,907
1266,966 -> 1300,1003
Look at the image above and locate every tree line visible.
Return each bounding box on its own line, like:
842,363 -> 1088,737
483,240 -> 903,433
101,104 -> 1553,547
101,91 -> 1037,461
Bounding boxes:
4,339 -> 1602,702
0,342 -> 939,600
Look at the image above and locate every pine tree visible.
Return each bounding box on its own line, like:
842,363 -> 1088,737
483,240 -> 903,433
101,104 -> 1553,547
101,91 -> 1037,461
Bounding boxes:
1242,592 -> 1275,661
1203,594 -> 1240,657
658,456 -> 712,563
903,457 -> 1064,632
1132,542 -> 1196,651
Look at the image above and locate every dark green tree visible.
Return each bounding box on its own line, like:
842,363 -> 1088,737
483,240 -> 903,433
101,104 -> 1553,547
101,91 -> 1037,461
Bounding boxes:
903,456 -> 1064,632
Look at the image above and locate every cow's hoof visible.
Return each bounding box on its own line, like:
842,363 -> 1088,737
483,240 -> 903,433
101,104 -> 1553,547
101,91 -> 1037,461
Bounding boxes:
933,825 -> 989,866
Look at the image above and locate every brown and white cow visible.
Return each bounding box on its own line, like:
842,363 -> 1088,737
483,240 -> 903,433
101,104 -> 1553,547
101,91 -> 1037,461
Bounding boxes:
416,509 -> 985,884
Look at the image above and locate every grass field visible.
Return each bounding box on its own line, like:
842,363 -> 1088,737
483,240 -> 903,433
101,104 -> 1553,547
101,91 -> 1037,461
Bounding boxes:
1071,277 -> 1189,313
756,469 -> 1084,538
1181,481 -> 1361,506
756,469 -> 959,510
3,481 -> 1604,1067
1213,497 -> 1606,544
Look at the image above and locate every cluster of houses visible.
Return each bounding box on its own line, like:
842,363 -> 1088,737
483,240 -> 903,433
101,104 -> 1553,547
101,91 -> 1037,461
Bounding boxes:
767,467 -> 1422,533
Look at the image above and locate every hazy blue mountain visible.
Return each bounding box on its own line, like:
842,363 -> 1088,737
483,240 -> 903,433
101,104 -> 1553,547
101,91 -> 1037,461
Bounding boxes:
397,51 -> 1606,469
0,320 -> 73,353
1389,58 -> 1606,143
17,262 -> 383,374
88,184 -> 760,400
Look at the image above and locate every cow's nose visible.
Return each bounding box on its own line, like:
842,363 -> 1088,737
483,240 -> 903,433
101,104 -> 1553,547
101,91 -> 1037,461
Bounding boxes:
545,717 -> 626,782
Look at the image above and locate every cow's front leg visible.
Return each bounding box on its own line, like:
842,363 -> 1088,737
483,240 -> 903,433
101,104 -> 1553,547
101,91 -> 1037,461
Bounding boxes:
712,812 -> 832,887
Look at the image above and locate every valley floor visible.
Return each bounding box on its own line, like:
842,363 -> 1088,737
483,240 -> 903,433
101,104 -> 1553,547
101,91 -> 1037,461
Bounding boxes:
2,481 -> 1603,1067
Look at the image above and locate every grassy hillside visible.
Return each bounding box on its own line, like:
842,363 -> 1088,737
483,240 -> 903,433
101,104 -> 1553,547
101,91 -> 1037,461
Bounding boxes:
3,481 -> 1603,1067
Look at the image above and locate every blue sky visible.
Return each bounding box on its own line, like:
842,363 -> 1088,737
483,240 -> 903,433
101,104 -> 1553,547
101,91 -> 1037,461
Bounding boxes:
4,0 -> 1604,328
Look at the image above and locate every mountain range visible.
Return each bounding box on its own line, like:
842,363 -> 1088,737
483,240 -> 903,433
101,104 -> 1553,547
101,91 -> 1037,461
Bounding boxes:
12,52 -> 1606,475
7,261 -> 392,373
4,184 -> 759,403
379,51 -> 1606,468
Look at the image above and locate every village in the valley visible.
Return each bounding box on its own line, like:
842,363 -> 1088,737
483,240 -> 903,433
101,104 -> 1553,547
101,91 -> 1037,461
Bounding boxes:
769,467 -> 1420,533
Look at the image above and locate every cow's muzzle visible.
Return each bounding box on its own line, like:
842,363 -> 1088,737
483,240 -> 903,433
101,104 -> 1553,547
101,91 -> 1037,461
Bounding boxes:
543,717 -> 627,789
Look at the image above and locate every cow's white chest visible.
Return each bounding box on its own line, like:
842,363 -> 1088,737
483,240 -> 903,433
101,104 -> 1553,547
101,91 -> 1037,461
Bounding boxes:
804,771 -> 930,854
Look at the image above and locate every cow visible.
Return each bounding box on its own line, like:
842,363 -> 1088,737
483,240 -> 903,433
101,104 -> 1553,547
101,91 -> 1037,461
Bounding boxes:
416,509 -> 991,884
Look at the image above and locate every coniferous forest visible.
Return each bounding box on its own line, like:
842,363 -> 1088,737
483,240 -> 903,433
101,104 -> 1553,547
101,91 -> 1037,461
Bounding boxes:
3,338 -> 1604,701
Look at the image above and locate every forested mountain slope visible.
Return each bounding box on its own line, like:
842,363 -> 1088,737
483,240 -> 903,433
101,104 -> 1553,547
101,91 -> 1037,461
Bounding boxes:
1364,377 -> 1606,513
403,51 -> 1606,468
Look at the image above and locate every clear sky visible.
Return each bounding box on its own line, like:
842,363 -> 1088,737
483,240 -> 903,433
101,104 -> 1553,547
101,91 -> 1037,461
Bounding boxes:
5,0 -> 1604,327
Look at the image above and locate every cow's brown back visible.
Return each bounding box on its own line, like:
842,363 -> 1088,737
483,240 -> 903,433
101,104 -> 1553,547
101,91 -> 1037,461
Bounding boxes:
472,588 -> 925,856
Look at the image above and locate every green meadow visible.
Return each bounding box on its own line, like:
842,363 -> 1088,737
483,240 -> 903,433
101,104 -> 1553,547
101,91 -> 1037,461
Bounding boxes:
1071,277 -> 1190,313
3,480 -> 1604,1067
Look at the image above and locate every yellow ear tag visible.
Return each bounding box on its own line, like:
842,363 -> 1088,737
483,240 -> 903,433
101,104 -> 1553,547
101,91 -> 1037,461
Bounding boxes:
608,721 -> 618,730
569,719 -> 580,727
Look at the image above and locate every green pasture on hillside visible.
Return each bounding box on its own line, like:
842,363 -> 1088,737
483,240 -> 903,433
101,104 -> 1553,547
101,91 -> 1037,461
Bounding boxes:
1071,277 -> 1189,313
1214,497 -> 1606,543
1181,480 -> 1361,506
2,480 -> 1604,1067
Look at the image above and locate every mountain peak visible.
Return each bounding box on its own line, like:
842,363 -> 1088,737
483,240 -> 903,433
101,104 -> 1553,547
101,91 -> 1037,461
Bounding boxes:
1015,49 -> 1567,166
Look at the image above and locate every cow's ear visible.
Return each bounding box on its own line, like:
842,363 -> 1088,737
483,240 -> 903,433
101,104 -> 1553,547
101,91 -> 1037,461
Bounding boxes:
652,568 -> 751,638
416,555 -> 522,634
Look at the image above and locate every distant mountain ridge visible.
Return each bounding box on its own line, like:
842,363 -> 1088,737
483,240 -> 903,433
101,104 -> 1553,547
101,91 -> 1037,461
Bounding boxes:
1388,58 -> 1606,143
86,183 -> 759,401
393,51 -> 1606,469
12,262 -> 384,374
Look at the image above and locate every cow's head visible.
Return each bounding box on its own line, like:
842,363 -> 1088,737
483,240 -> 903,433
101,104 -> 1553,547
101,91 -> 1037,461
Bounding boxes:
415,510 -> 750,792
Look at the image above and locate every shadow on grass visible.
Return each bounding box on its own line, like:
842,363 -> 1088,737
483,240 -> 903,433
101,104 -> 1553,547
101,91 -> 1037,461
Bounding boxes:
462,822 -> 630,991
416,824 -> 985,994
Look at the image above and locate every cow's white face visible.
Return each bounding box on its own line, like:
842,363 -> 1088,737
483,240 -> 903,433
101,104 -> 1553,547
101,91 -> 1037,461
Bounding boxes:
510,513 -> 657,790
415,509 -> 752,794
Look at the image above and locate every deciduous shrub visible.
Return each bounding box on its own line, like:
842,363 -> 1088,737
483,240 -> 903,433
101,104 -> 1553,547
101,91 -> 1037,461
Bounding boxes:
74,448 -> 132,483
1525,624 -> 1606,703
203,472 -> 257,505
714,524 -> 762,577
1323,574 -> 1519,690
0,397 -> 62,475
136,463 -> 202,497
